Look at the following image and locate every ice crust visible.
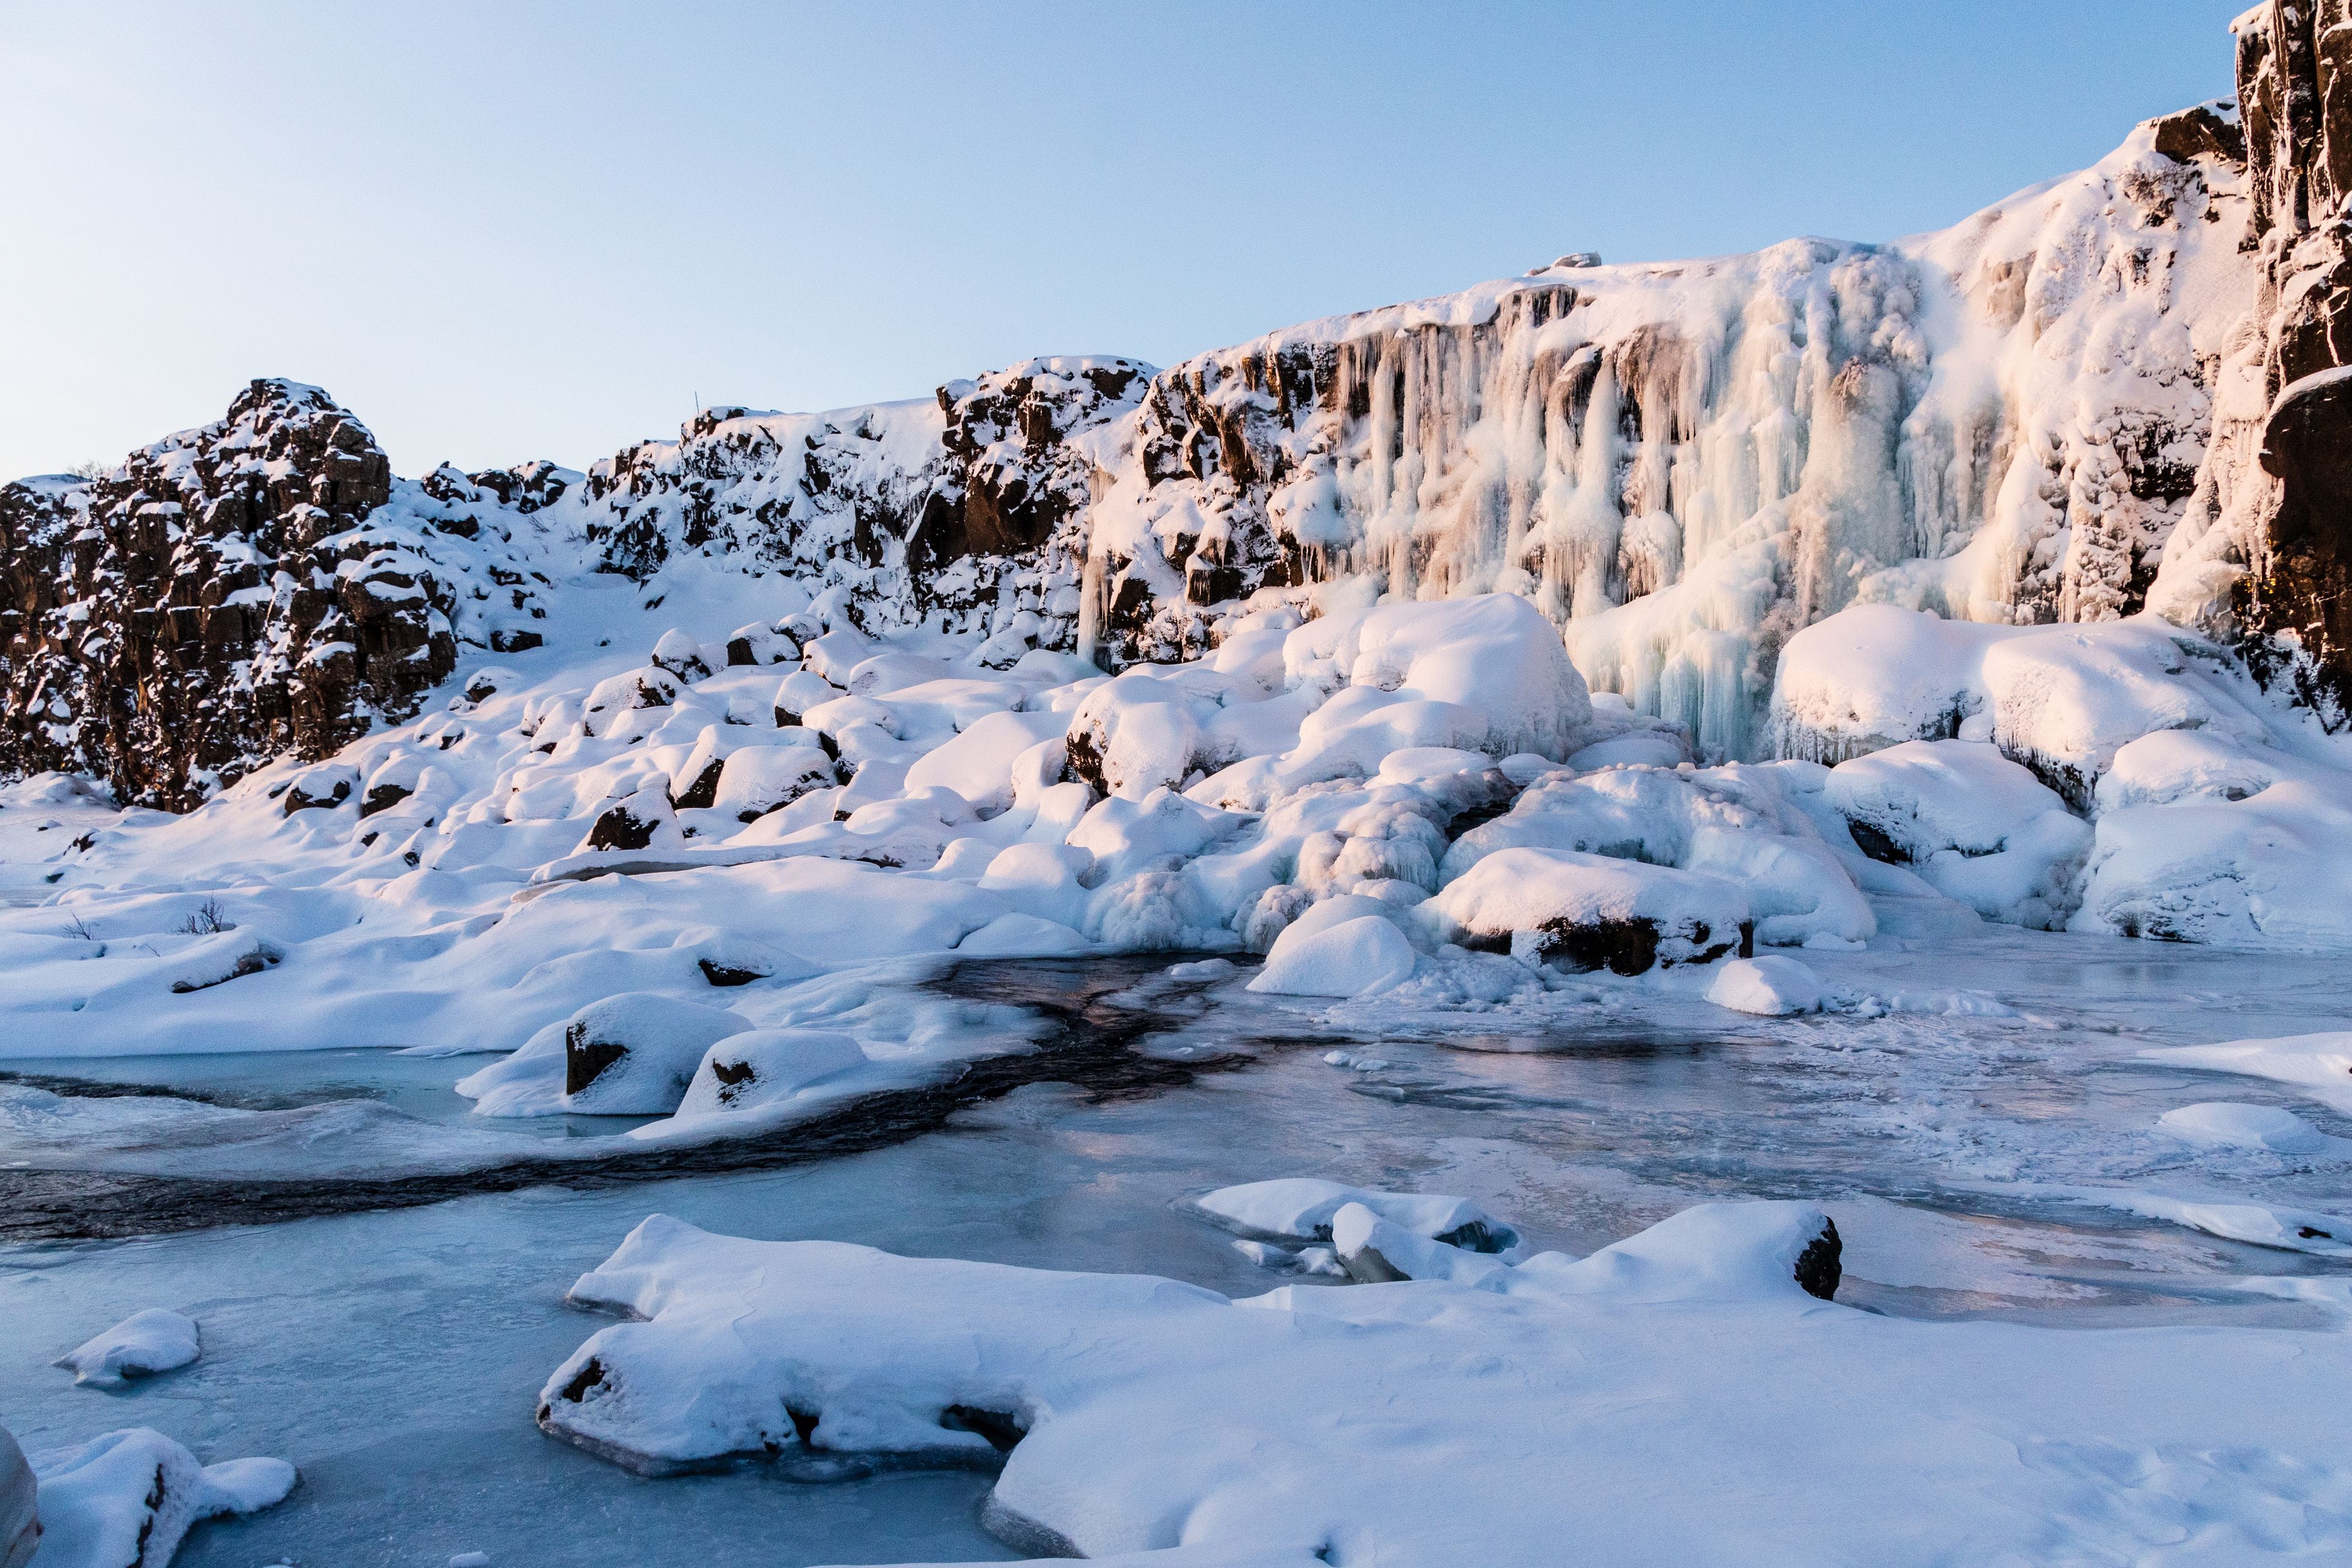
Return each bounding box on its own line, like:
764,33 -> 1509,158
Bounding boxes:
540,1205 -> 2352,1564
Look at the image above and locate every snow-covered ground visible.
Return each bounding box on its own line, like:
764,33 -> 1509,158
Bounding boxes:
7,547 -> 2352,1560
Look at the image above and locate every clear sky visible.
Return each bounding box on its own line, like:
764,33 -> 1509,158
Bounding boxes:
1,1 -> 2245,484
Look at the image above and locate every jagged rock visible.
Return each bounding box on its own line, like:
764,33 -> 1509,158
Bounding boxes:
0,380 -> 560,809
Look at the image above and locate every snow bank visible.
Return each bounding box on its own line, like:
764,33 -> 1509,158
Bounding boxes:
538,1201 -> 2352,1564
2142,1031 -> 2352,1115
55,1309 -> 200,1389
28,1428 -> 292,1568
1704,956 -> 1823,1016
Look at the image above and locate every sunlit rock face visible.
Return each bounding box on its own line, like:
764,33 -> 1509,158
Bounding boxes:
2154,0 -> 2352,723
0,380 -> 559,808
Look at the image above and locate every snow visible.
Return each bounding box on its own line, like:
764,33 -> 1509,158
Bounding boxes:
1430,846 -> 1751,973
54,1309 -> 200,1389
1193,1178 -> 1523,1254
1705,954 -> 1824,1015
1,1427 -> 32,1568
2158,1102 -> 2352,1156
28,1428 -> 292,1568
538,1201 -> 2352,1564
1825,739 -> 2091,928
2142,1031 -> 2352,1117
1245,913 -> 1417,997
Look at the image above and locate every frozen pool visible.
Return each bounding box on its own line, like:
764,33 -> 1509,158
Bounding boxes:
6,928 -> 2352,1564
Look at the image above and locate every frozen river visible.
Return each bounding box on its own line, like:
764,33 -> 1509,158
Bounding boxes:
7,925 -> 2352,1566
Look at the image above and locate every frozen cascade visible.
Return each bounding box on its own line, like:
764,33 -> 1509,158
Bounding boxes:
1082,119 -> 2250,761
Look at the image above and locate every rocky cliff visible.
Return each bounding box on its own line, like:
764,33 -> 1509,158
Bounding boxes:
12,10 -> 2350,806
2147,0 -> 2352,723
0,380 -> 562,809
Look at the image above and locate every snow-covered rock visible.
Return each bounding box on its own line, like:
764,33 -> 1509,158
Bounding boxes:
55,1310 -> 200,1389
673,1029 -> 868,1120
1194,1178 -> 1523,1254
1825,741 -> 2091,929
2156,1101 -> 2348,1156
1245,913 -> 1418,997
560,993 -> 752,1115
28,1428 -> 293,1568
1431,846 -> 1751,974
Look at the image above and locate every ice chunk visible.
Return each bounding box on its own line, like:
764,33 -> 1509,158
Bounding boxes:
1194,1178 -> 1523,1254
1705,956 -> 1824,1016
1245,914 -> 1417,998
1327,1202 -> 1511,1287
1431,846 -> 1749,974
561,993 -> 752,1115
55,1309 -> 200,1389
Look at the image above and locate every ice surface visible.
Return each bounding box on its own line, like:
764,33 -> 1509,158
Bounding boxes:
55,1308 -> 200,1389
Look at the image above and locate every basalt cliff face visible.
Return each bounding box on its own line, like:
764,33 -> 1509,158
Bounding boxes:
10,8 -> 2352,807
2162,0 -> 2352,722
0,381 -> 563,809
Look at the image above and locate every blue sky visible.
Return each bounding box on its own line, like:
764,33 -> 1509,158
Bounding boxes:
1,1 -> 2243,483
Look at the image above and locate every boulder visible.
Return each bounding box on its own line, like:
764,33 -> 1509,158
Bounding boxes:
562,993 -> 750,1114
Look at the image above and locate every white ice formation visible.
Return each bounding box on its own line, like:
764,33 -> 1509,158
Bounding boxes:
54,1309 -> 201,1389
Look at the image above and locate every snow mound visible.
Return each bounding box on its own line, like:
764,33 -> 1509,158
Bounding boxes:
28,1428 -> 293,1568
672,1029 -> 868,1121
1430,846 -> 1751,974
2157,1102 -> 2346,1156
560,993 -> 751,1115
1825,740 -> 2091,929
537,1199 -> 2352,1564
55,1309 -> 200,1389
1705,956 -> 1824,1016
1245,914 -> 1417,997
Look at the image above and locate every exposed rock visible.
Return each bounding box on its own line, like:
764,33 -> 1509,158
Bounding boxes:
0,380 -> 560,808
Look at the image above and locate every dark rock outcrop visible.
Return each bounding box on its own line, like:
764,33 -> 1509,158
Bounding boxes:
0,380 -> 557,808
2221,2 -> 2352,716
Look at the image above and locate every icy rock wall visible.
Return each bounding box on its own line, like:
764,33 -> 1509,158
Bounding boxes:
0,380 -> 565,809
1085,124 -> 2252,759
578,357 -> 1152,653
2150,2 -> 2352,723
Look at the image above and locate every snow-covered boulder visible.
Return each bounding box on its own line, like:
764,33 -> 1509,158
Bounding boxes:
1825,741 -> 2090,929
562,993 -> 751,1114
904,710 -> 1069,810
1246,913 -> 1417,997
673,1029 -> 867,1120
2155,1102 -> 2347,1155
711,744 -> 839,823
1431,847 -> 1751,974
1773,606 -> 2272,807
1704,956 -> 1825,1016
2075,730 -> 2352,946
55,1310 -> 200,1389
28,1428 -> 293,1568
